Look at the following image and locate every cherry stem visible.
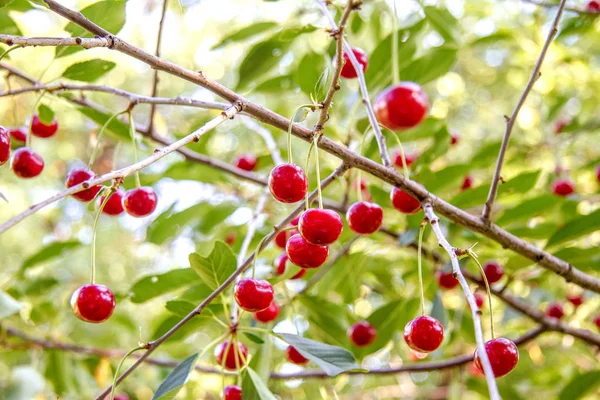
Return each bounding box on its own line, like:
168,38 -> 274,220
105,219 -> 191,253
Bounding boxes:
391,0 -> 400,85
5,77 -> 18,126
388,127 -> 410,179
313,134 -> 324,209
304,138 -> 315,210
27,91 -> 46,149
467,250 -> 495,340
0,45 -> 22,63
417,221 -> 427,316
287,104 -> 315,164
128,111 -> 141,188
356,127 -> 373,202
109,345 -> 145,400
90,187 -> 115,284
88,110 -> 127,169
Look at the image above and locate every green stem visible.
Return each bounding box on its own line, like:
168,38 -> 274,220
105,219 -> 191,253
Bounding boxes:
27,92 -> 46,149
237,326 -> 276,336
128,112 -> 141,188
356,127 -> 373,202
109,345 -> 145,400
304,139 -> 315,210
467,250 -> 495,340
0,45 -> 22,63
387,127 -> 410,179
287,104 -> 315,164
417,222 -> 426,316
5,77 -> 18,126
91,187 -> 115,284
313,135 -> 323,209
391,0 -> 400,85
88,110 -> 127,169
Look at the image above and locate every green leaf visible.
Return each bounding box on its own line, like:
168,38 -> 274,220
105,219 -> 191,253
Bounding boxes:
558,370 -> 600,400
44,351 -> 75,395
278,334 -> 361,376
552,247 -> 600,272
129,269 -> 199,303
424,6 -> 459,43
0,0 -> 14,8
242,368 -> 278,400
546,208 -> 600,248
37,104 -> 55,125
365,298 -> 419,354
152,353 -> 199,400
254,75 -> 294,93
62,59 -> 116,82
0,289 -> 23,320
20,240 -> 82,272
189,241 -> 237,290
496,195 -> 558,225
400,45 -> 458,85
212,22 -> 278,49
430,292 -> 448,328
1,0 -> 34,11
244,332 -> 265,344
0,14 -> 22,35
295,52 -> 327,97
165,300 -> 196,317
298,295 -> 350,347
74,106 -> 130,140
412,125 -> 450,169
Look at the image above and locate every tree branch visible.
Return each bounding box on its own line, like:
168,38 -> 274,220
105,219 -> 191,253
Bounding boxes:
0,34 -> 112,48
520,0 -> 593,14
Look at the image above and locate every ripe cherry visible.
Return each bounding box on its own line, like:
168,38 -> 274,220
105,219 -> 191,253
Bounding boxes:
275,253 -> 306,279
374,82 -> 428,131
450,132 -> 460,145
30,114 -> 58,138
275,228 -> 298,249
268,163 -> 308,203
546,303 -> 564,320
340,47 -> 368,79
214,340 -> 248,370
100,190 -> 125,216
586,0 -> 600,12
11,147 -> 44,178
122,187 -> 158,217
483,261 -> 504,284
390,187 -> 421,214
393,151 -> 418,169
234,278 -> 274,312
567,293 -> 584,308
596,165 -> 600,182
0,126 -> 10,166
286,346 -> 309,365
291,216 -> 300,226
112,395 -> 129,400
436,269 -> 459,289
346,201 -> 383,234
298,208 -> 343,245
254,302 -> 279,323
223,385 -> 242,400
474,338 -> 519,378
594,316 -> 600,329
348,321 -> 377,347
235,154 -> 257,171
474,292 -> 485,309
286,233 -> 329,269
403,315 -> 444,353
461,176 -> 473,190
9,127 -> 27,142
65,168 -> 102,202
70,284 -> 115,323
552,179 -> 575,197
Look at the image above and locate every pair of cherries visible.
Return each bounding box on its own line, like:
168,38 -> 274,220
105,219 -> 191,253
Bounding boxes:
436,261 -> 505,290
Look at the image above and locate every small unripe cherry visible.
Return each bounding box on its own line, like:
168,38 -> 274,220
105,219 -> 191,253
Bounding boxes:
122,187 -> 158,217
340,47 -> 368,79
403,316 -> 444,353
30,114 -> 58,138
348,321 -> 377,347
9,127 -> 27,142
567,294 -> 584,308
374,82 -> 428,131
346,201 -> 383,235
483,261 -> 504,284
275,253 -> 306,279
546,303 -> 564,320
214,340 -> 248,370
436,269 -> 459,289
235,154 -> 257,171
222,385 -> 242,400
268,163 -> 308,203
552,179 -> 575,197
390,187 -> 421,214
298,208 -> 343,245
70,284 -> 115,323
286,346 -> 309,365
0,126 -> 10,166
65,168 -> 102,202
234,278 -> 274,312
254,302 -> 279,323
286,233 -> 329,269
11,147 -> 44,178
473,338 -> 519,378
393,151 -> 418,169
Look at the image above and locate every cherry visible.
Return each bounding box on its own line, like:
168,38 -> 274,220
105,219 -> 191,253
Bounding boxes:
286,346 -> 309,365
340,47 -> 368,79
554,119 -> 568,134
11,147 -> 44,178
450,132 -> 460,145
390,187 -> 421,214
291,216 -> 300,226
567,293 -> 584,308
546,303 -> 564,320
586,0 -> 600,12
461,175 -> 473,190
596,165 -> 600,182
483,261 -> 504,284
436,269 -> 459,289
65,168 -> 102,202
235,154 -> 257,171
9,127 -> 27,142
474,292 -> 485,309
374,82 -> 428,131
223,385 -> 242,400
474,338 -> 519,378
234,278 -> 274,312
100,190 -> 125,216
298,208 -> 343,245
275,228 -> 298,249
348,321 -> 377,347
0,126 -> 10,166
286,233 -> 329,269
552,179 -> 575,197
275,253 -> 306,279
30,114 -> 58,138
393,151 -> 418,169
113,395 -> 129,400
254,302 -> 279,323
355,179 -> 367,191
70,284 -> 115,323
122,187 -> 158,217
214,340 -> 248,370
403,315 -> 444,353
225,232 -> 237,246
268,163 -> 308,203
594,316 -> 600,329
346,201 -> 383,234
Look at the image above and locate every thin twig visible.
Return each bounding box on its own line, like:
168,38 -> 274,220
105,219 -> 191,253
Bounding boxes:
146,0 -> 169,135
0,34 -> 111,48
519,0 -> 592,14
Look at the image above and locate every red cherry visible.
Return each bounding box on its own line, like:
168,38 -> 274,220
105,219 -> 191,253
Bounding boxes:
340,47 -> 368,79
390,187 -> 421,214
225,232 -> 237,246
567,294 -> 584,307
223,385 -> 242,400
11,147 -> 44,178
214,340 -> 248,370
268,163 -> 308,203
593,316 -> 600,329
374,82 -> 428,131
9,127 -> 27,142
346,201 -> 383,234
275,253 -> 306,279
291,216 -> 300,226
474,292 -> 485,309
546,303 -> 564,320
436,269 -> 459,289
112,395 -> 129,400
65,168 -> 102,202
554,119 -> 568,134
348,321 -> 377,347
596,165 -> 600,182
474,338 -> 519,378
234,278 -> 274,312
393,151 -> 418,169
286,346 -> 309,365
254,302 -> 279,323
122,187 -> 158,217
99,190 -> 125,216
355,179 -> 367,191
0,126 -> 10,166
275,228 -> 298,249
286,233 -> 329,269
586,0 -> 600,12
298,208 -> 343,245
235,154 -> 257,171
461,176 -> 473,190
450,132 -> 460,145
552,179 -> 575,197
483,261 -> 504,284
70,284 -> 115,323
403,315 -> 444,353
30,114 -> 58,138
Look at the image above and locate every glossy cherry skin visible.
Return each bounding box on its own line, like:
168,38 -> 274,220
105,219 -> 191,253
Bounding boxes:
586,0 -> 600,12
223,385 -> 242,400
113,395 -> 129,400
286,233 -> 329,269
268,163 -> 308,203
298,209 -> 343,245
11,147 -> 44,178
393,151 -> 418,169
374,82 -> 428,131
474,338 -> 519,378
70,284 -> 115,323
390,187 -> 421,214
340,47 -> 368,79
436,270 -> 459,289
546,303 -> 564,320
346,201 -> 383,234
234,278 -> 274,312
30,114 -> 58,138
65,168 -> 102,202
122,187 -> 158,217
567,294 -> 584,307
594,316 -> 600,329
291,216 -> 300,226
214,340 -> 248,370
100,190 -> 125,216
9,127 -> 27,142
483,261 -> 504,284
0,126 -> 9,166
403,316 -> 444,353
552,179 -> 575,197
348,321 -> 377,347
450,132 -> 460,145
286,346 -> 309,365
235,154 -> 257,171
461,176 -> 473,190
254,302 -> 279,323
275,228 -> 298,249
275,253 -> 306,279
